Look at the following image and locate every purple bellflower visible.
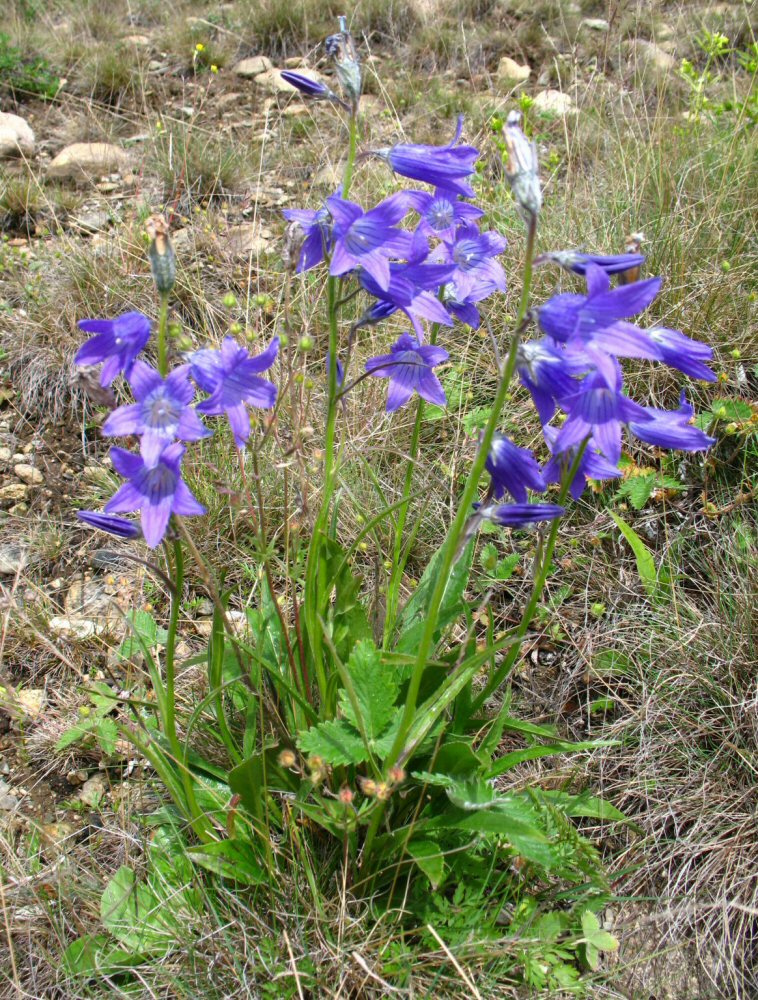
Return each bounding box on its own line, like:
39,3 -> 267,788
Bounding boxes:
105,443 -> 205,548
279,71 -> 342,104
557,367 -> 652,464
358,261 -> 454,338
434,225 -> 507,299
629,392 -> 716,451
478,503 -> 565,527
405,187 -> 484,242
517,338 -> 586,425
75,311 -> 151,387
77,510 -> 142,539
102,361 -> 211,466
536,250 -> 646,277
281,206 -> 332,272
192,336 -> 279,448
441,277 -> 498,329
542,427 -> 622,500
537,264 -> 663,385
486,433 -> 546,503
365,333 -> 448,411
647,326 -> 717,382
376,116 -> 480,198
326,192 -> 412,292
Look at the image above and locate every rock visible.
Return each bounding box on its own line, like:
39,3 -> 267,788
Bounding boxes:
0,112 -> 35,159
47,143 -> 130,183
255,67 -> 322,95
233,55 -> 273,78
13,463 -> 43,486
49,616 -> 97,640
223,223 -> 271,258
67,768 -> 89,785
0,483 -> 27,502
123,33 -> 150,46
533,89 -> 577,117
284,57 -> 305,68
0,447 -> 11,463
580,17 -> 609,31
70,209 -> 111,234
0,779 -> 19,811
625,39 -> 677,82
79,773 -> 106,807
496,57 -> 531,87
64,575 -> 142,636
16,688 -> 46,718
0,543 -> 27,575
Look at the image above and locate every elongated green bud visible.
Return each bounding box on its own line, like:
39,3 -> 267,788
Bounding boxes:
146,214 -> 176,294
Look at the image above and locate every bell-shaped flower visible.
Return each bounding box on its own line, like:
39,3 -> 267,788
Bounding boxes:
405,186 -> 483,242
478,503 -> 565,526
376,116 -> 479,198
281,205 -> 332,273
76,510 -> 142,539
365,333 -> 448,411
433,225 -> 507,300
102,361 -> 211,466
542,427 -> 621,500
647,326 -> 716,382
629,392 -> 716,451
192,337 -> 279,448
326,192 -> 412,292
517,338 -> 586,425
105,443 -> 205,548
75,311 -> 151,387
536,250 -> 646,277
485,433 -> 546,503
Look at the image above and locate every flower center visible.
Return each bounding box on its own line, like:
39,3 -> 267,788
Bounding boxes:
145,388 -> 181,432
427,198 -> 454,231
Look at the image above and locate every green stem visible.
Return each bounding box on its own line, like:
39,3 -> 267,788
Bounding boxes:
360,218 -> 539,867
470,437 -> 591,713
342,112 -> 358,199
157,291 -> 169,377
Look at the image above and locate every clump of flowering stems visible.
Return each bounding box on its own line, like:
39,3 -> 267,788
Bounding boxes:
74,19 -> 715,866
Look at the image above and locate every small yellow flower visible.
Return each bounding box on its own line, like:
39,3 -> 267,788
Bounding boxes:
195,43 -> 205,52
211,64 -> 218,74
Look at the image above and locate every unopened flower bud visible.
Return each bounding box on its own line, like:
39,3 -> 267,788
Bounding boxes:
388,766 -> 406,784
359,777 -> 377,797
325,16 -> 361,111
298,335 -> 314,351
222,292 -> 238,308
338,786 -> 354,804
278,749 -> 297,768
146,214 -> 176,294
503,111 -> 541,224
375,782 -> 391,800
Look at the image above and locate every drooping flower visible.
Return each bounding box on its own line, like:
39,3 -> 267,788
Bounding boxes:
375,116 -> 479,198
358,260 -> 454,338
327,192 -> 412,292
537,264 -> 663,384
192,336 -> 279,448
76,510 -> 142,539
478,503 -> 565,526
628,392 -> 716,451
441,277 -> 498,329
405,187 -> 484,242
326,351 -> 344,387
485,433 -> 546,503
105,443 -> 205,548
535,249 -> 646,277
280,71 -> 341,103
75,311 -> 151,387
542,427 -> 622,500
647,326 -> 716,382
102,361 -> 211,466
365,333 -> 448,411
557,366 -> 652,464
281,205 -> 332,272
517,338 -> 586,425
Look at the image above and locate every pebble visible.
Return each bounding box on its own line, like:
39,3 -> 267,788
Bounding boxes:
496,57 -> 531,87
0,111 -> 36,159
14,463 -> 43,486
0,483 -> 28,502
233,55 -> 273,78
0,543 -> 27,575
533,89 -> 577,117
47,142 -> 130,183
16,688 -> 46,718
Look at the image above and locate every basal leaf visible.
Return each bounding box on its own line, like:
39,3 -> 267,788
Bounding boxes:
297,719 -> 369,766
406,839 -> 446,889
395,539 -> 474,655
609,510 -> 662,600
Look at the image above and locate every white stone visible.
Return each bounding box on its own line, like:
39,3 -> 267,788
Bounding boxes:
49,616 -> 97,640
580,18 -> 609,31
626,39 -> 677,81
47,143 -> 130,182
233,55 -> 273,78
0,112 -> 35,159
496,57 -> 531,86
16,688 -> 46,718
533,90 -> 577,116
13,463 -> 43,486
223,223 -> 271,258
